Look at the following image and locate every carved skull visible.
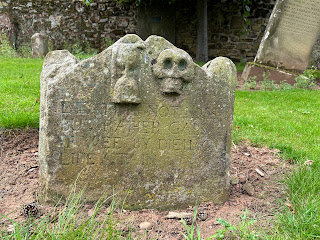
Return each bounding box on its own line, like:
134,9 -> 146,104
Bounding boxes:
153,49 -> 194,95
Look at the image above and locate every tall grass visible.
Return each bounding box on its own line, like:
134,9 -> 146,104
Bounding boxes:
0,190 -> 133,239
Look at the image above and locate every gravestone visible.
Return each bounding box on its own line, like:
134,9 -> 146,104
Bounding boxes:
39,34 -> 237,209
310,34 -> 320,69
242,0 -> 320,82
31,33 -> 49,57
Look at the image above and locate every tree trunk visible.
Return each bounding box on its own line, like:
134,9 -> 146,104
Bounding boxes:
196,0 -> 208,63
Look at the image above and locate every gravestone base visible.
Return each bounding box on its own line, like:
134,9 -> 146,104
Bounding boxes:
242,63 -> 298,85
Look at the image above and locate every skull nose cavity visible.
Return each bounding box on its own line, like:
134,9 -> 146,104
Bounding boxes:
161,77 -> 183,95
163,58 -> 173,70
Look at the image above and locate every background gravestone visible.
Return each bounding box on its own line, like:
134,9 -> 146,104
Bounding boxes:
310,34 -> 320,69
39,34 -> 236,209
242,0 -> 320,83
31,33 -> 49,57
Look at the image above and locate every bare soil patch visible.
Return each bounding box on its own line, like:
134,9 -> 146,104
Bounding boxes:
0,128 -> 290,239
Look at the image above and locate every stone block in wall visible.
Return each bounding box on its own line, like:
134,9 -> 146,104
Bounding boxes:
230,16 -> 243,30
251,23 -> 263,32
0,13 -> 15,44
238,43 -> 250,51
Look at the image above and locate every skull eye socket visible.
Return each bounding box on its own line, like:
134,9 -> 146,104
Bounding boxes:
178,59 -> 187,71
163,58 -> 173,70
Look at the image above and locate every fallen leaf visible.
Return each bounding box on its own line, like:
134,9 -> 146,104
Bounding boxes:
285,202 -> 295,214
304,160 -> 313,165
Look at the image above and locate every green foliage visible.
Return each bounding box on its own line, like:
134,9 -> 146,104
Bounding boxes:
0,33 -> 17,58
235,59 -> 247,72
260,71 -> 276,91
294,67 -> 317,89
236,0 -> 252,35
84,41 -> 99,55
102,37 -> 114,49
71,42 -> 84,55
180,208 -> 258,239
181,207 -> 215,240
278,80 -> 293,90
243,76 -> 257,90
48,39 -> 55,52
214,209 -> 258,239
17,42 -> 32,58
63,40 -> 99,57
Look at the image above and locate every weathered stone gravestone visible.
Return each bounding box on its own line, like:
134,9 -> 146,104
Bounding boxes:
39,34 -> 236,209
310,34 -> 320,69
242,0 -> 320,83
31,33 -> 49,57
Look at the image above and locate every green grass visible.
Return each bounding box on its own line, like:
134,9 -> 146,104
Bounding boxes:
234,90 -> 320,161
0,57 -> 43,128
0,55 -> 95,128
234,90 -> 320,239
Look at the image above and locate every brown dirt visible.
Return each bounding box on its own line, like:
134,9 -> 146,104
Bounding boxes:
0,128 -> 291,239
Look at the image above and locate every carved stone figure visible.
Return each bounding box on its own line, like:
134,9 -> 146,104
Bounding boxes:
153,49 -> 194,95
111,35 -> 145,104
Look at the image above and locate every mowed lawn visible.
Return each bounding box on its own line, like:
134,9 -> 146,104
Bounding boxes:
1,57 -> 320,238
0,57 -> 43,128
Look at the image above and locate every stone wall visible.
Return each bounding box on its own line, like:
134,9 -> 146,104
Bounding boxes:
0,0 -> 15,43
1,0 -> 136,50
175,0 -> 275,62
0,0 -> 276,61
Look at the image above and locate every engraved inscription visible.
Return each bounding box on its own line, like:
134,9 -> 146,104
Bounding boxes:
59,101 -> 210,166
278,0 -> 320,42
